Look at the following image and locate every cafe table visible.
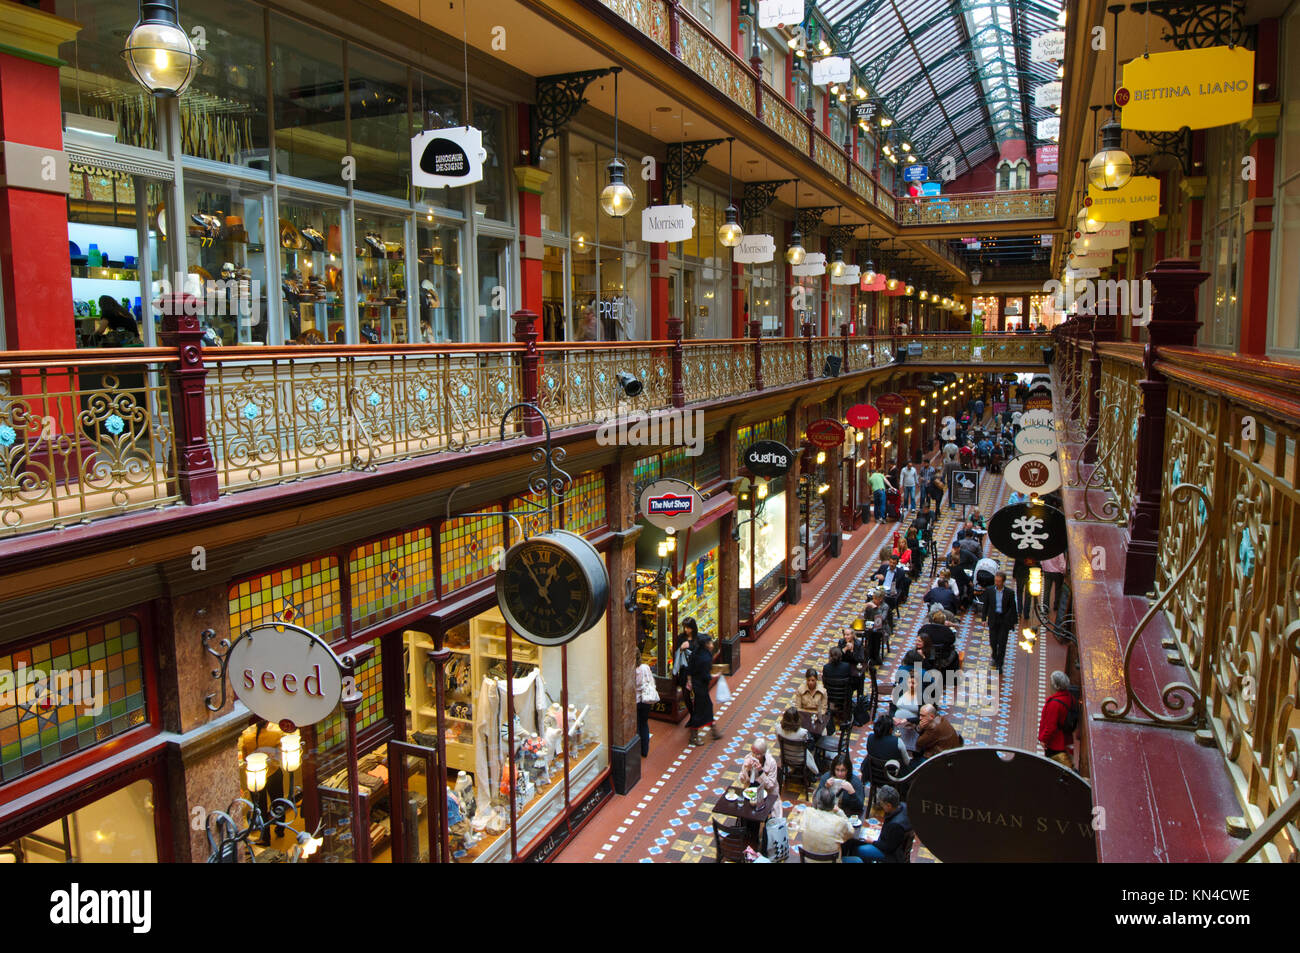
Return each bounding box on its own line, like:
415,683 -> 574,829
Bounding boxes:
713,787 -> 776,850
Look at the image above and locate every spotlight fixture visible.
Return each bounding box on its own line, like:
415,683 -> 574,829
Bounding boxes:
616,370 -> 643,397
122,0 -> 201,96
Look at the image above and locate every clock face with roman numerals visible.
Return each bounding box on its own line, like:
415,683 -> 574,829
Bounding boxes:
495,531 -> 609,646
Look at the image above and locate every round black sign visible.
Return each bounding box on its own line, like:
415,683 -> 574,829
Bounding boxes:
743,440 -> 794,478
987,500 -> 1068,562
906,747 -> 1096,863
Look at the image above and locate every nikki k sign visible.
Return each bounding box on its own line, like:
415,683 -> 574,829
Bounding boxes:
411,126 -> 487,188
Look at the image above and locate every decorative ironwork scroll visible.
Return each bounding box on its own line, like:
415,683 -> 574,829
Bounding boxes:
666,138 -> 725,203
741,179 -> 795,227
824,224 -> 858,249
532,69 -> 615,164
1097,483 -> 1210,730
1130,1 -> 1249,50
796,206 -> 835,236
1135,128 -> 1193,176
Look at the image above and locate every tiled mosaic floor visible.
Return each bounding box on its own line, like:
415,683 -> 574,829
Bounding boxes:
566,454 -> 1051,864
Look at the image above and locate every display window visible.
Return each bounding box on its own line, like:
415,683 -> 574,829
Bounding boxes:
355,209 -> 410,344
416,219 -> 463,343
738,480 -> 787,620
269,14 -> 346,186
185,180 -> 269,345
1,777 -> 158,863
349,45 -> 412,200
68,163 -> 166,348
278,196 -> 344,344
56,0 -> 157,151
475,234 -> 513,342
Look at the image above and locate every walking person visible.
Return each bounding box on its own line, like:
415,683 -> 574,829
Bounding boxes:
686,634 -> 724,744
868,468 -> 894,524
634,656 -> 658,757
899,461 -> 919,513
1041,551 -> 1067,620
982,572 -> 1018,673
1039,671 -> 1078,768
673,618 -> 697,718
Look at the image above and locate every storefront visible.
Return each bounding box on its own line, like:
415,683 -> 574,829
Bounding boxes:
736,416 -> 790,640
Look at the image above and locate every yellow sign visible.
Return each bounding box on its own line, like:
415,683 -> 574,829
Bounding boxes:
1088,175 -> 1160,222
1117,46 -> 1255,131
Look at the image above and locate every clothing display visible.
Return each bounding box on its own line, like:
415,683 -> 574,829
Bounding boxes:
473,669 -> 548,812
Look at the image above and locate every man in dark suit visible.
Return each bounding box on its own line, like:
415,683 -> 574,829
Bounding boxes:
873,554 -> 911,613
982,571 -> 1018,672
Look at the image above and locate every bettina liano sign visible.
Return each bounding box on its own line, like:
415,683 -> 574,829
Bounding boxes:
1118,45 -> 1255,132
227,622 -> 346,730
1088,175 -> 1160,223
411,127 -> 487,189
642,204 -> 696,243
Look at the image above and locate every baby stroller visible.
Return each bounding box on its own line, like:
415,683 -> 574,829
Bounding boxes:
885,487 -> 902,521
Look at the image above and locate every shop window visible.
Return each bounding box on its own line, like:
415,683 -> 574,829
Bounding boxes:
738,477 -> 787,619
269,13 -> 346,185
1201,123 -> 1247,350
675,523 -> 721,641
473,101 -> 509,222
0,616 -> 148,784
277,196 -> 344,344
474,234 -> 513,342
349,528 -> 435,631
563,470 -> 607,536
68,164 -> 165,348
228,556 -> 343,643
794,73 -> 812,114
348,44 -> 411,200
184,179 -> 269,345
440,507 -> 504,594
416,219 -> 464,342
1271,4 -> 1300,356
538,137 -> 564,234
355,208 -> 410,344
736,415 -> 788,469
1,778 -> 157,862
56,0 -> 156,151
177,0 -> 270,169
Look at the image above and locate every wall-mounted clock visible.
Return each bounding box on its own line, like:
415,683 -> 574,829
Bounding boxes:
496,530 -> 609,646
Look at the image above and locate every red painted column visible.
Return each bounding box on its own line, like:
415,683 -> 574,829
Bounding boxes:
1181,132 -> 1208,264
731,260 -> 745,338
1239,94 -> 1281,355
513,157 -> 548,338
0,6 -> 81,352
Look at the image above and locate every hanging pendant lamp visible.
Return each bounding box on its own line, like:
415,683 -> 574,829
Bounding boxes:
718,138 -> 743,247
599,68 -> 634,218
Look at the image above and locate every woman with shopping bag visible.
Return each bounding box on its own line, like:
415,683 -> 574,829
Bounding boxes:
686,634 -> 724,745
672,618 -> 697,718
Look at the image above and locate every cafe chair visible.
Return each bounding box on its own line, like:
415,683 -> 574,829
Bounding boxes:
894,831 -> 917,864
797,846 -> 841,863
776,735 -> 814,797
866,756 -> 914,811
823,675 -> 854,731
712,819 -> 749,863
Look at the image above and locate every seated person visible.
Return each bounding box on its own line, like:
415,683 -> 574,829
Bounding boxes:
968,508 -> 987,530
863,713 -> 911,773
872,554 -> 912,611
822,645 -> 853,688
904,527 -> 926,570
774,707 -> 819,775
735,738 -> 781,818
958,532 -> 983,565
792,668 -> 827,718
912,501 -> 935,537
890,532 -> 914,573
860,785 -> 913,863
947,552 -> 973,603
837,627 -> 866,668
915,704 -> 962,759
955,520 -> 980,544
918,608 -> 958,658
817,754 -> 866,819
800,786 -> 858,862
973,554 -> 1000,588
890,668 -> 923,722
923,576 -> 960,616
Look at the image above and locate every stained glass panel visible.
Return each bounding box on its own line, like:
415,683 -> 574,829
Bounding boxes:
440,506 -> 504,594
316,641 -> 384,754
563,469 -> 607,537
228,557 -> 343,643
349,528 -> 435,631
0,616 -> 148,783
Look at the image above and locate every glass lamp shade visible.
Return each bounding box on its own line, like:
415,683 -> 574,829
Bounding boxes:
785,231 -> 806,265
280,731 -> 303,773
245,752 -> 268,794
862,261 -> 876,284
919,289 -> 929,301
828,250 -> 845,278
886,278 -> 898,291
1077,206 -> 1102,234
904,283 -> 914,296
122,20 -> 200,96
970,268 -> 982,286
599,158 -> 635,217
1088,120 -> 1133,191
718,205 -> 743,247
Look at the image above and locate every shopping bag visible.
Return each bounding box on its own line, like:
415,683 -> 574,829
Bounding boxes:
765,816 -> 789,862
715,675 -> 733,704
